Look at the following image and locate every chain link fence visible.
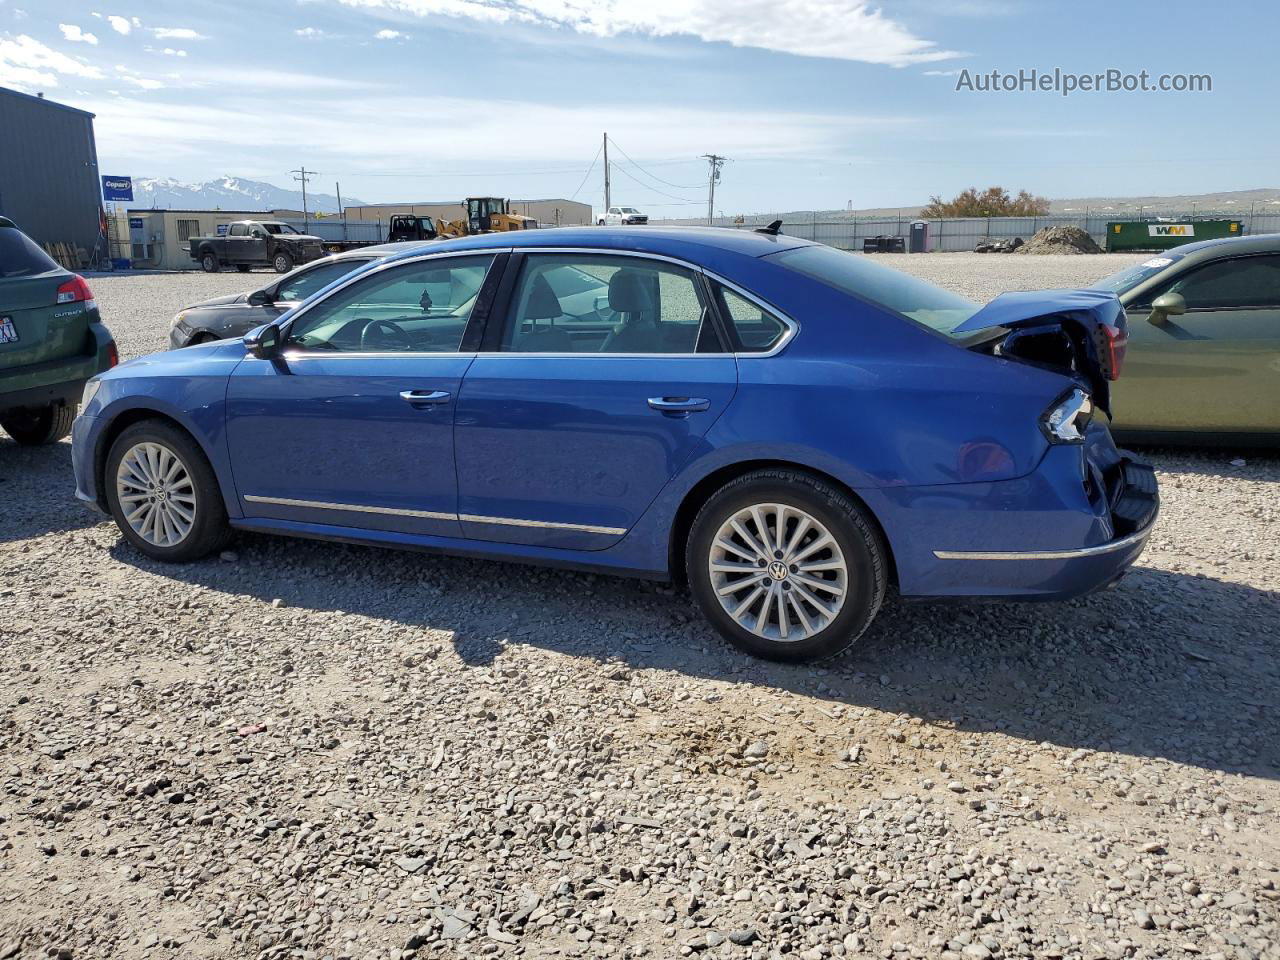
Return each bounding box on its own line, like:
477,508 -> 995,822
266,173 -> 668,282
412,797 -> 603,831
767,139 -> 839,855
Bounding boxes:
653,211 -> 1280,252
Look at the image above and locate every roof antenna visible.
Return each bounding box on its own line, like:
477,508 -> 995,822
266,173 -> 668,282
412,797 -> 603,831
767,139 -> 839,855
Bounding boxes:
754,219 -> 783,236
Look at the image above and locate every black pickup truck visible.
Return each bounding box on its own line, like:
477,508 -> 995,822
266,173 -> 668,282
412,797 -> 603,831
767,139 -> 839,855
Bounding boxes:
188,220 -> 325,274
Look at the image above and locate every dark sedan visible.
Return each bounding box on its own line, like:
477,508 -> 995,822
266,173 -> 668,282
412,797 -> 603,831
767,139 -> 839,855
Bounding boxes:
168,243 -> 420,349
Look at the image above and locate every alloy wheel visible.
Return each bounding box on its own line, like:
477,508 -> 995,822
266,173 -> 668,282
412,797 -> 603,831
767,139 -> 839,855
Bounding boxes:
115,441 -> 197,547
707,502 -> 848,643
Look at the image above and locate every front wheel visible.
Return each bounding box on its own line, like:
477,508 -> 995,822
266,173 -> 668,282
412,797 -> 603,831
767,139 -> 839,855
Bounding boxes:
105,420 -> 231,562
272,251 -> 294,273
200,251 -> 220,273
0,403 -> 76,445
686,469 -> 886,662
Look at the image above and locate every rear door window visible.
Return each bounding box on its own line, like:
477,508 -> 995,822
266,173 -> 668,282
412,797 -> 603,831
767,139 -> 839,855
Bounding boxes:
499,254 -> 719,354
0,226 -> 59,278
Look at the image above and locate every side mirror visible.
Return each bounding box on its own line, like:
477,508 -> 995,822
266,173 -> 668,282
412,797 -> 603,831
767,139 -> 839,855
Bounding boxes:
243,323 -> 281,359
247,289 -> 272,306
1148,292 -> 1186,325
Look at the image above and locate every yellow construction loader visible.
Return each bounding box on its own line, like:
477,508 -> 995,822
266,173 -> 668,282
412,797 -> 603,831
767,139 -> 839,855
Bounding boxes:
436,197 -> 538,237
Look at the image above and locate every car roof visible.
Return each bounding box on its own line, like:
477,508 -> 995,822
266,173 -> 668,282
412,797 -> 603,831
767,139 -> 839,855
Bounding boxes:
382,225 -> 812,264
1163,233 -> 1279,259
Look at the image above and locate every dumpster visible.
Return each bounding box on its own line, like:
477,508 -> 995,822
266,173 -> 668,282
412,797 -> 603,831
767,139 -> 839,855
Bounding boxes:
908,220 -> 929,253
1106,219 -> 1241,252
862,236 -> 906,254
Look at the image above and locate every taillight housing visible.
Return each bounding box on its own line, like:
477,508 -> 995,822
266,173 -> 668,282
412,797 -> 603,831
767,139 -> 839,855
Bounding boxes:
1099,323 -> 1127,381
107,341 -> 119,368
56,275 -> 97,311
1041,388 -> 1093,444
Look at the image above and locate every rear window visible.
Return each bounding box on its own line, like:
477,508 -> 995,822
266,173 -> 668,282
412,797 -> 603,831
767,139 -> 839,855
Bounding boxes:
0,226 -> 59,279
770,244 -> 980,339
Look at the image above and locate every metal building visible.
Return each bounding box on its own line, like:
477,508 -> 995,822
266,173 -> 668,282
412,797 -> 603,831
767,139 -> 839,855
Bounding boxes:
0,86 -> 103,264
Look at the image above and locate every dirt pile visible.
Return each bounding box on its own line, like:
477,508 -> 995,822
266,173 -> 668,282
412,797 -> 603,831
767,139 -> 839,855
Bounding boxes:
1016,224 -> 1104,255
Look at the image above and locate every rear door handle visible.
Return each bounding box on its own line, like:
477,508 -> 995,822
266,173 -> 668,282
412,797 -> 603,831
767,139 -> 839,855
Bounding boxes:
399,389 -> 451,405
647,396 -> 711,414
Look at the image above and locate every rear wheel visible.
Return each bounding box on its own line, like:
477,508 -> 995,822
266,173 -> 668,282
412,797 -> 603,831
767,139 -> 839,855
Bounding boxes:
686,469 -> 886,662
200,251 -> 220,273
104,420 -> 231,562
272,251 -> 294,273
0,402 -> 76,445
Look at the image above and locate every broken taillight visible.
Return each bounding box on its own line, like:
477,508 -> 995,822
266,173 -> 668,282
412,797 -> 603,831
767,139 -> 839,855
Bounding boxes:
1101,323 -> 1127,380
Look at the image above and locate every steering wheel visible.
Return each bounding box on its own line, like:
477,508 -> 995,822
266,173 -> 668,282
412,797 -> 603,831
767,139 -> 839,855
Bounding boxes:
360,318 -> 411,351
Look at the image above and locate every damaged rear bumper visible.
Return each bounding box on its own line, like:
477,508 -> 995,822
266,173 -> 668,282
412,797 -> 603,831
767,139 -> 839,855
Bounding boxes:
867,428 -> 1159,601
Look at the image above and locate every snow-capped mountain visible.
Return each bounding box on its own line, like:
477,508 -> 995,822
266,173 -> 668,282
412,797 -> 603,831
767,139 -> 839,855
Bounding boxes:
130,177 -> 364,214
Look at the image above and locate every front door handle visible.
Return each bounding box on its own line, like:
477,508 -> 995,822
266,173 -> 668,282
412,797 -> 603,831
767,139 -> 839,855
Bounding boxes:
647,396 -> 711,414
399,389 -> 451,406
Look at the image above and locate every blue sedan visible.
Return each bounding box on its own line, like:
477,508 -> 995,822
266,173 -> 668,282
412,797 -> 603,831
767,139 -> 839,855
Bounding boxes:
71,227 -> 1158,661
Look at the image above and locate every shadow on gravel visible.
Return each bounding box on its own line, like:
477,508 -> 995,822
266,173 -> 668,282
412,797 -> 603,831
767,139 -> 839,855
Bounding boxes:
114,525 -> 1280,783
0,438 -> 104,543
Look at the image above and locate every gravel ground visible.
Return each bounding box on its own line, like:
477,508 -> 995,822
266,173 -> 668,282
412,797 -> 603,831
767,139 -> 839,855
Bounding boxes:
2,254 -> 1277,960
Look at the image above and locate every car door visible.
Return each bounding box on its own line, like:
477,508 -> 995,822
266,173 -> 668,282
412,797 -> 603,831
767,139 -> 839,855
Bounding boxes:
453,251 -> 737,549
247,225 -> 270,263
224,223 -> 250,263
225,252 -> 502,537
1116,253 -> 1280,432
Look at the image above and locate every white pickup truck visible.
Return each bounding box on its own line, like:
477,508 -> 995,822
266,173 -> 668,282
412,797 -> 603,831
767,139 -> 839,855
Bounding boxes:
599,206 -> 648,226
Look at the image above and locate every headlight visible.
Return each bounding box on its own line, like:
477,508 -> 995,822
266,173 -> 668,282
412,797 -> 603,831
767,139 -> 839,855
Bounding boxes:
1041,388 -> 1093,443
81,378 -> 102,410
172,312 -> 189,331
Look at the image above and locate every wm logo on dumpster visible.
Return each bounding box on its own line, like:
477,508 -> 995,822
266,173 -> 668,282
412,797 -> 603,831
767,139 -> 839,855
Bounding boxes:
1148,224 -> 1195,237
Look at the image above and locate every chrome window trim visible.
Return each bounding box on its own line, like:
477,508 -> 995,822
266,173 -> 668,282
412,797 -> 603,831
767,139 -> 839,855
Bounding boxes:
933,514 -> 1156,561
243,494 -> 626,536
490,246 -> 800,359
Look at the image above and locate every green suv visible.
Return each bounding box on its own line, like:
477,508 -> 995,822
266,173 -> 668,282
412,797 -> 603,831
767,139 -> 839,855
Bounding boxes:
0,217 -> 117,445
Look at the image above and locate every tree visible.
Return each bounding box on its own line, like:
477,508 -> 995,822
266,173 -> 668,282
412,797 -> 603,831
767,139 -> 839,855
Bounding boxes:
920,187 -> 1050,218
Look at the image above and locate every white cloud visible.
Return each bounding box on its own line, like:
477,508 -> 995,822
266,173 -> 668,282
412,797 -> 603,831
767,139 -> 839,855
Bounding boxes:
106,15 -> 132,34
162,47 -> 188,56
295,26 -> 325,37
0,34 -> 103,89
152,27 -> 206,39
336,0 -> 962,66
59,23 -> 99,44
922,69 -> 961,76
374,28 -> 404,38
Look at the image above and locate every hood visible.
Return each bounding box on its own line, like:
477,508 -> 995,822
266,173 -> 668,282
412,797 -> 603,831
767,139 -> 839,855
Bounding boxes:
106,337 -> 247,379
958,289 -> 1127,417
185,292 -> 250,310
283,234 -> 322,243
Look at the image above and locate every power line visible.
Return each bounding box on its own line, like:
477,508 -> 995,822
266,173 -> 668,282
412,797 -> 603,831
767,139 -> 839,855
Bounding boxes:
701,154 -> 727,225
290,165 -> 317,229
609,162 -> 698,203
568,140 -> 604,202
606,136 -> 704,190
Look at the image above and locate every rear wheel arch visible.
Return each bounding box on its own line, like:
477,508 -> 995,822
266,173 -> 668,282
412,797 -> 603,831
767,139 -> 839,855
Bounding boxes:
667,459 -> 897,589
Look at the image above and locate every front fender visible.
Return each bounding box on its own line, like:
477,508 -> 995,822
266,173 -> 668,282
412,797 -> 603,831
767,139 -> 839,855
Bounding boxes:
87,377 -> 242,520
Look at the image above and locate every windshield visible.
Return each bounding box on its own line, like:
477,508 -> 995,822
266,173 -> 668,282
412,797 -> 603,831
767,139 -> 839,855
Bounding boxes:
619,207 -> 639,214
0,225 -> 60,279
771,244 -> 980,338
263,223 -> 300,235
1090,255 -> 1182,295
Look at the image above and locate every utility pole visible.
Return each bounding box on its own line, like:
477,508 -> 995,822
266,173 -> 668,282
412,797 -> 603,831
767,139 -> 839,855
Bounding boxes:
602,132 -> 611,218
290,166 -> 316,230
701,154 -> 726,226
335,181 -> 346,242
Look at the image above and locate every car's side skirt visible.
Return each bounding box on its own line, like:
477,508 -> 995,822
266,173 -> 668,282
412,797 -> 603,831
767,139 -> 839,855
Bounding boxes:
228,516 -> 667,580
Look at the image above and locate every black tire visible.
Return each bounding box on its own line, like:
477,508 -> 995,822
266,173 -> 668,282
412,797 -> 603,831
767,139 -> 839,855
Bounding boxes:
190,333 -> 219,346
104,420 -> 231,562
236,264 -> 251,273
0,402 -> 76,445
272,251 -> 294,274
200,251 -> 220,273
686,469 -> 886,662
